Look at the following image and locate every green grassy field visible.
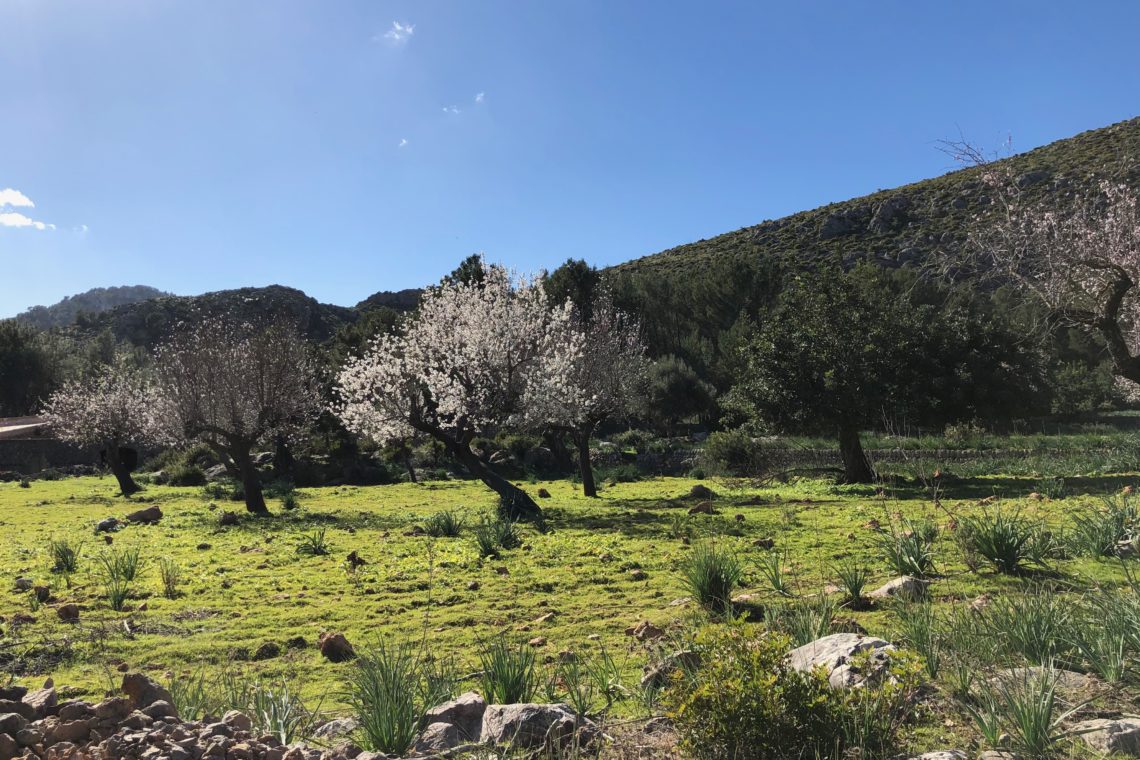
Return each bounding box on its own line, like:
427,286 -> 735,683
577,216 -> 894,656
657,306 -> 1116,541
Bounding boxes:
1,472 -> 1138,754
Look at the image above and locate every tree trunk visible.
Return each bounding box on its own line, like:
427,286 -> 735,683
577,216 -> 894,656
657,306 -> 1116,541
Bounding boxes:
444,438 -> 543,523
543,431 -> 574,473
575,424 -> 598,498
838,425 -> 875,484
402,446 -> 418,484
233,445 -> 269,515
274,435 -> 295,481
105,441 -> 140,497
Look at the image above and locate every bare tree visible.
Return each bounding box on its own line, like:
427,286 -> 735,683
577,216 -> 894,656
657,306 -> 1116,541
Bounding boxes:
335,264 -> 572,522
155,318 -> 321,514
526,293 -> 648,496
966,166 -> 1140,388
42,360 -> 170,496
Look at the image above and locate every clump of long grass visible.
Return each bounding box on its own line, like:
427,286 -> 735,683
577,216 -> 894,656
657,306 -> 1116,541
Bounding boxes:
766,595 -> 837,647
1068,494 -> 1135,558
474,516 -> 521,558
875,520 -> 935,579
757,550 -> 795,598
893,601 -> 940,678
959,508 -> 1048,575
833,558 -> 871,609
678,543 -> 742,616
96,546 -> 146,610
982,590 -> 1073,666
48,538 -> 81,574
159,557 -> 182,599
478,635 -> 537,705
963,666 -> 1086,758
296,528 -> 330,556
423,510 -> 464,538
347,642 -> 449,755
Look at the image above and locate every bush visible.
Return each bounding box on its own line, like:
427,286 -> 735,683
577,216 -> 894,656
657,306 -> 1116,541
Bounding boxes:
595,463 -> 642,484
1069,494 -> 1135,558
700,430 -> 771,477
611,429 -> 653,450
167,462 -> 207,486
678,543 -> 742,616
664,625 -> 917,760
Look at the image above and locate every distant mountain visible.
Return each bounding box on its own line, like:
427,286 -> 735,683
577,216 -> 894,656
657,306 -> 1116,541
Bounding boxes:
15,285 -> 169,329
76,285 -> 359,348
355,288 -> 423,313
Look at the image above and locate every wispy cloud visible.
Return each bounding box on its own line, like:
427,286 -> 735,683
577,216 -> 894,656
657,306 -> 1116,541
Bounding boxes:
0,188 -> 53,231
0,188 -> 34,208
380,21 -> 415,43
442,105 -> 460,115
474,92 -> 485,103
398,138 -> 408,148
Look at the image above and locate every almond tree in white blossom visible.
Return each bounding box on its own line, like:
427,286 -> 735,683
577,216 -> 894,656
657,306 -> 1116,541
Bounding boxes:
43,361 -> 171,496
155,318 -> 321,514
335,264 -> 572,522
526,293 -> 648,497
968,170 -> 1140,389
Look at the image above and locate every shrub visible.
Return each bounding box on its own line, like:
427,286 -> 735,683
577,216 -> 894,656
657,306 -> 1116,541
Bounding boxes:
678,543 -> 742,616
478,636 -> 537,704
959,509 -> 1044,575
48,538 -> 80,574
595,463 -> 642,484
875,521 -> 935,579
611,429 -> 653,450
664,625 -> 917,760
423,510 -> 464,538
700,430 -> 771,477
167,462 -> 207,487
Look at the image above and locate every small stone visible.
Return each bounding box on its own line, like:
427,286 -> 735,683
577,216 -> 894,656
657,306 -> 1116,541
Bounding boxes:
124,506 -> 163,524
222,710 -> 253,732
528,636 -> 547,647
624,620 -> 664,640
56,603 -> 80,623
466,581 -> 480,591
628,569 -> 648,581
318,632 -> 356,662
121,673 -> 173,711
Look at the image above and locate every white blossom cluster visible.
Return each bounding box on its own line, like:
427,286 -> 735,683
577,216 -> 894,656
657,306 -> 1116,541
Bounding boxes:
43,362 -> 173,448
523,292 -> 648,433
335,266 -> 578,445
154,318 -> 321,448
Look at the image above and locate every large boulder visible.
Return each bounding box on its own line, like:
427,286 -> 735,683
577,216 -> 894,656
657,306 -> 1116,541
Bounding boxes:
480,703 -> 597,750
423,691 -> 486,741
1074,718 -> 1140,756
787,633 -> 894,688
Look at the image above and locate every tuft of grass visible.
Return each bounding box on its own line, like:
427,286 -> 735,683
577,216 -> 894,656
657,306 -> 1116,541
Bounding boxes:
347,642 -> 425,755
678,543 -> 742,616
964,666 -> 1087,759
757,549 -> 795,598
473,516 -> 521,558
96,546 -> 146,611
423,510 -> 464,538
159,557 -> 182,599
833,558 -> 871,608
958,509 -> 1044,575
477,635 -> 537,705
983,590 -> 1073,666
768,595 -> 837,647
893,601 -> 940,678
875,521 -> 935,579
1068,494 -> 1135,558
296,528 -> 330,556
48,538 -> 80,574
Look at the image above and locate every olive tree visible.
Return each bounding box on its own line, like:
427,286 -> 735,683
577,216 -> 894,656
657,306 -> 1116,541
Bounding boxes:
42,361 -> 170,496
335,264 -> 572,522
526,293 -> 648,496
155,318 -> 321,514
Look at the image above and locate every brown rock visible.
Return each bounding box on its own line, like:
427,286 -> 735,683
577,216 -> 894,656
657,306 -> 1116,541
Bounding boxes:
687,501 -> 718,515
124,505 -> 163,525
121,673 -> 173,711
22,685 -> 55,718
56,604 -> 79,623
318,632 -> 356,663
537,488 -> 551,498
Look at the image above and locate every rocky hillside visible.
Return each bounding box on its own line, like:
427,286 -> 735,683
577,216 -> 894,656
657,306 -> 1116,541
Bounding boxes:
611,117 -> 1140,278
14,286 -> 168,330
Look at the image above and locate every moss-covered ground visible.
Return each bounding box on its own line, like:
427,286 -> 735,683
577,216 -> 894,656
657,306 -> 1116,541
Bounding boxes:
0,472 -> 1137,755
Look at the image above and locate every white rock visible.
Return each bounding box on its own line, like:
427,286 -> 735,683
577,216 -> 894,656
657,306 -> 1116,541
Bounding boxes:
1074,718 -> 1140,756
787,633 -> 894,688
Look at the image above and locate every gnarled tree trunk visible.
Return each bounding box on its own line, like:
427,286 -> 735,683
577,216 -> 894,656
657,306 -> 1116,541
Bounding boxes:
574,423 -> 598,498
104,440 -> 141,496
838,424 -> 875,484
230,442 -> 268,515
444,438 -> 542,523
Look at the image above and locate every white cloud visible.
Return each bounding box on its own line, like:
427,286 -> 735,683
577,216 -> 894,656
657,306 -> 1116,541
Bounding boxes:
474,92 -> 485,103
381,21 -> 415,43
0,212 -> 54,231
442,105 -> 460,115
0,188 -> 34,208
398,138 -> 408,148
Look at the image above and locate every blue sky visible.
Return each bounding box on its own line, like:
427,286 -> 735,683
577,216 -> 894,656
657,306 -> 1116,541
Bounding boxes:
2,1 -> 1139,316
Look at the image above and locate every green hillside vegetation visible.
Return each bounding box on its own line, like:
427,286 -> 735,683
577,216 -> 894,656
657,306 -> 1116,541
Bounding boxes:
15,286 -> 169,330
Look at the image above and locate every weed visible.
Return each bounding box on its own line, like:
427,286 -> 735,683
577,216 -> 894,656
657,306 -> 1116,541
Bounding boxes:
893,601 -> 940,678
959,509 -> 1044,575
757,550 -> 795,598
347,642 -> 426,755
983,590 -> 1073,666
48,538 -> 80,574
833,558 -> 871,608
159,557 -> 182,599
296,528 -> 330,556
876,521 -> 935,579
423,510 -> 464,538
